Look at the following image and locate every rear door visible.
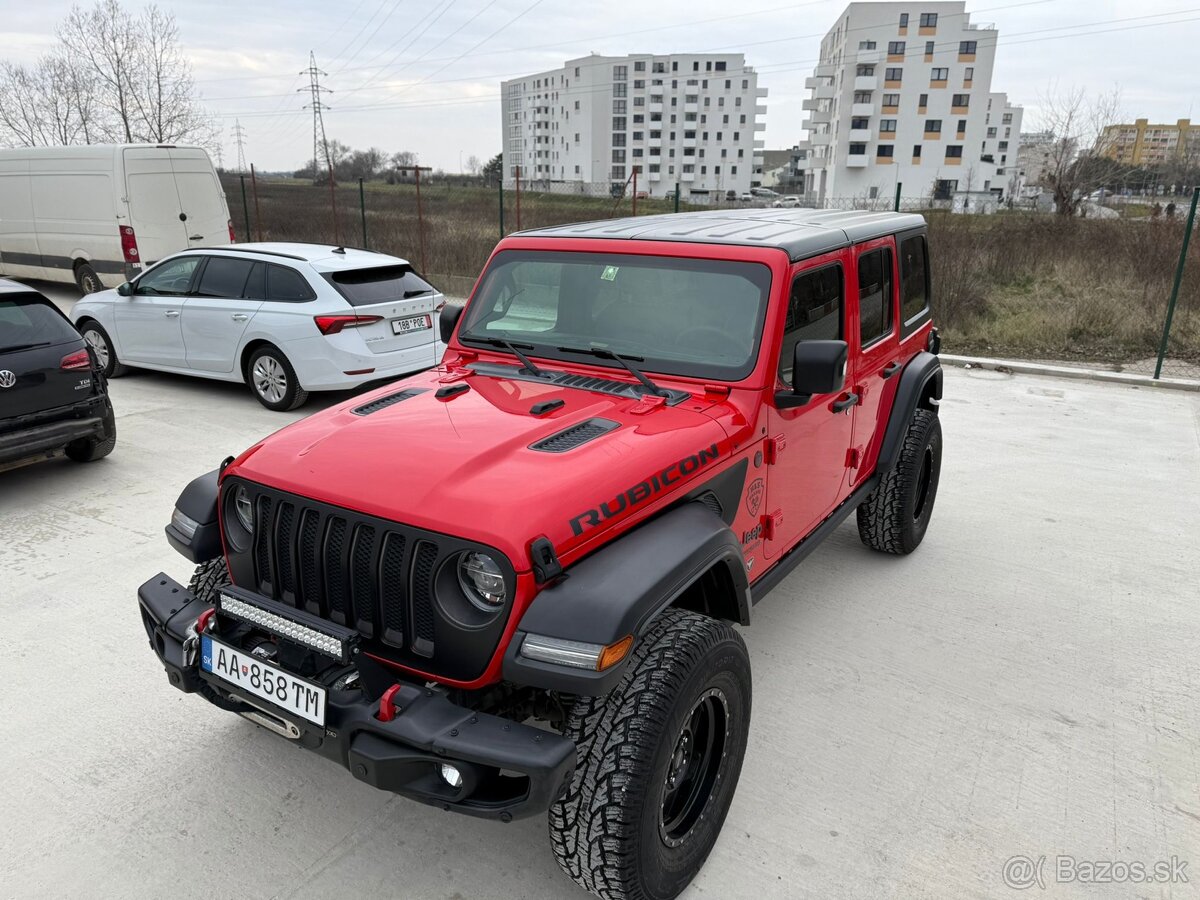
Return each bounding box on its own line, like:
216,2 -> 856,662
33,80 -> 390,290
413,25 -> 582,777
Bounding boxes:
122,148 -> 189,268
114,255 -> 199,366
848,238 -> 901,488
321,264 -> 442,355
0,292 -> 91,419
181,257 -> 262,372
170,149 -> 230,248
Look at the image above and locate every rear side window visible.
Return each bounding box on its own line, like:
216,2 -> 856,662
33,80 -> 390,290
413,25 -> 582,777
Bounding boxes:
266,265 -> 316,302
778,264 -> 842,383
899,234 -> 930,327
857,248 -> 893,346
0,296 -> 79,350
325,265 -> 435,307
195,257 -> 255,298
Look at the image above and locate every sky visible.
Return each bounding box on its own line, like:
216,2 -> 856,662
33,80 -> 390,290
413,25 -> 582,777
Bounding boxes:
4,0 -> 1198,172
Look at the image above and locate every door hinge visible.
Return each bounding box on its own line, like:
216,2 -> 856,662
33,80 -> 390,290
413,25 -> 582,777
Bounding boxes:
762,510 -> 784,541
845,448 -> 860,469
764,434 -> 787,464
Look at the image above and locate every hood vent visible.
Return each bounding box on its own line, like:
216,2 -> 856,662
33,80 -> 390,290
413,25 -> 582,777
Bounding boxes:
352,388 -> 427,416
530,418 -> 620,453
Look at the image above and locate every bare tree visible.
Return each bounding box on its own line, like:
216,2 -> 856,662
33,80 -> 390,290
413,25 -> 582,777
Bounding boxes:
0,54 -> 99,147
466,154 -> 482,176
1036,83 -> 1131,215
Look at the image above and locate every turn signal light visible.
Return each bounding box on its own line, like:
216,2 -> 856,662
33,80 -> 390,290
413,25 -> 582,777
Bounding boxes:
314,314 -> 383,335
60,349 -> 91,370
597,635 -> 634,671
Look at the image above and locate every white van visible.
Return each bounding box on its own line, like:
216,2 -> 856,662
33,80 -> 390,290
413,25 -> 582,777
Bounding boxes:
0,144 -> 232,294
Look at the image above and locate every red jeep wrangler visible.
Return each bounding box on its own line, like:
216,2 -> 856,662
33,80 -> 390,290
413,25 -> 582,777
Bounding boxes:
139,209 -> 942,900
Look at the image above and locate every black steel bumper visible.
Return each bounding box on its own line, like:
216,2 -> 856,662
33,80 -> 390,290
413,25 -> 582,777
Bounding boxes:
137,572 -> 577,821
0,397 -> 112,465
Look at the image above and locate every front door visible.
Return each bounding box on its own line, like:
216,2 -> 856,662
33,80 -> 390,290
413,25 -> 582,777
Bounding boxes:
763,255 -> 856,559
114,255 -> 199,366
848,238 -> 901,488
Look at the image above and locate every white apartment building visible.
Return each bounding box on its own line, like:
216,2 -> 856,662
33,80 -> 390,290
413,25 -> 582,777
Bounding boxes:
795,2 -> 1022,204
501,54 -> 767,201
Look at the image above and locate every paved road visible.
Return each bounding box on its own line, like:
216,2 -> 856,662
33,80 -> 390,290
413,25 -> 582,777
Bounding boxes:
1,361 -> 1198,899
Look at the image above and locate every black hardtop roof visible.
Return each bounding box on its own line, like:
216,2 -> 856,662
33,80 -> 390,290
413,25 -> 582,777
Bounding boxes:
514,208 -> 927,261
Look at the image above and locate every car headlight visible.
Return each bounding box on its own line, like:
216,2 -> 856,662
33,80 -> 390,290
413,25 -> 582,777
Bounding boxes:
234,484 -> 254,534
457,552 -> 506,611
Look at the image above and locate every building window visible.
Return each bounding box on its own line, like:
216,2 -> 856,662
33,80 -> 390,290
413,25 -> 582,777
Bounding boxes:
945,145 -> 963,158
613,133 -> 627,147
634,61 -> 646,72
919,93 -> 929,107
931,68 -> 949,81
925,41 -> 935,54
731,165 -> 737,174
888,41 -> 905,54
857,64 -> 875,76
913,145 -> 922,158
998,141 -> 1009,150
853,91 -> 873,104
634,79 -> 645,89
1002,112 -> 1013,124
612,117 -> 626,131
899,12 -> 909,26
613,83 -> 627,97
964,67 -> 974,81
849,143 -> 867,155
613,100 -> 627,113
715,61 -> 726,71
851,117 -> 870,129
634,96 -> 645,107
860,40 -> 877,49
987,127 -> 997,138
877,145 -> 894,158
925,119 -> 942,132
633,114 -> 644,124
880,119 -> 897,132
959,41 -> 977,54
920,13 -> 938,26
612,150 -> 626,162
957,119 -> 967,133
613,65 -> 627,81
653,62 -> 665,73
632,148 -> 643,157
885,68 -> 903,81
952,94 -> 970,107
883,93 -> 900,107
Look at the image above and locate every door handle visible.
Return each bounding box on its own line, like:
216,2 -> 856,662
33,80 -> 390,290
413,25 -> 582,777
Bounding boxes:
164,310 -> 181,318
831,392 -> 860,413
188,234 -> 204,241
881,361 -> 902,379
231,313 -> 249,322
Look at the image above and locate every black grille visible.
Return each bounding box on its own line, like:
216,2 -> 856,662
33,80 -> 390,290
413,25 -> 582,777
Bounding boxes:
530,418 -> 620,453
229,480 -> 514,681
352,388 -> 427,416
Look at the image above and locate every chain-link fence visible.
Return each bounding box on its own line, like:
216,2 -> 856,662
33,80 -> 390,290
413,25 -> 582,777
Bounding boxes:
223,174 -> 1199,381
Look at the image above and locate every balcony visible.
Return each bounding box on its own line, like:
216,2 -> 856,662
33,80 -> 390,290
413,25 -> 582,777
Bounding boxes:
684,103 -> 699,114
849,128 -> 871,141
810,83 -> 836,100
857,49 -> 882,64
756,105 -> 768,116
754,121 -> 767,131
648,171 -> 661,181
680,171 -> 696,181
753,139 -> 765,149
648,103 -> 663,114
854,76 -> 877,91
846,154 -> 869,167
809,132 -> 832,146
851,102 -> 874,117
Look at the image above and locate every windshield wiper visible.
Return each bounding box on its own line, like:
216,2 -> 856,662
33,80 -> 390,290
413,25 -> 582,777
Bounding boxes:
557,345 -> 670,398
0,341 -> 51,353
459,333 -> 548,377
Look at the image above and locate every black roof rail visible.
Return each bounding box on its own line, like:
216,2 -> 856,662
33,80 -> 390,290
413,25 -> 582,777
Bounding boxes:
177,246 -> 308,261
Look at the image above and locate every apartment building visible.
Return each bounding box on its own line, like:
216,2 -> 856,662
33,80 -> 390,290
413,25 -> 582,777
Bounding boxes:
1101,119 -> 1200,167
1016,130 -> 1076,193
795,2 -> 1022,204
500,54 -> 767,200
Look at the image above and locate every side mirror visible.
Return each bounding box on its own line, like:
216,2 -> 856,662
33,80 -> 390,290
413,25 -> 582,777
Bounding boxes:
775,340 -> 848,409
116,281 -> 133,297
439,303 -> 464,344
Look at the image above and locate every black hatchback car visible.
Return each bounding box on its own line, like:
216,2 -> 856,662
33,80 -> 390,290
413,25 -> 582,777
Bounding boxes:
0,279 -> 116,469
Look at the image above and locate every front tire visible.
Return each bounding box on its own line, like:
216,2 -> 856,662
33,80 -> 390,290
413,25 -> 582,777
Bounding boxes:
79,321 -> 128,377
550,609 -> 752,900
857,407 -> 942,554
187,558 -> 242,711
247,345 -> 309,411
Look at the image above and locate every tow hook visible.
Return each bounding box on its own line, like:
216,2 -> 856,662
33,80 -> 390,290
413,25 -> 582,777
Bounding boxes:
182,607 -> 216,667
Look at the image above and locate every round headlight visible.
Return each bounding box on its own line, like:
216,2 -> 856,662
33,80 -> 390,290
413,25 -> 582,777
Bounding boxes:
234,485 -> 254,534
457,552 -> 506,611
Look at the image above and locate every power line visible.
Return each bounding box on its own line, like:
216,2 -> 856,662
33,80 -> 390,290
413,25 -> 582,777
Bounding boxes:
300,52 -> 334,181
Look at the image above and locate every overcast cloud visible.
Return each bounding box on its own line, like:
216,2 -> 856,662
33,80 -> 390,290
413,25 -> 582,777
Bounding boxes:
4,0 -> 1198,171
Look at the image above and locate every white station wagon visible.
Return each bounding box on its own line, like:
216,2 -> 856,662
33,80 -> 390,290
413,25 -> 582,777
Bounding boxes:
71,243 -> 446,410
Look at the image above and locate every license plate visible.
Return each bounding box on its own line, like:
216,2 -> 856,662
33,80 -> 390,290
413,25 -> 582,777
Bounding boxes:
201,635 -> 326,726
392,314 -> 431,335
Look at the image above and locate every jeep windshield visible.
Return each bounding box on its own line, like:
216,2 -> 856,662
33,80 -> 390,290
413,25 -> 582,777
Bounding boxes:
458,250 -> 772,381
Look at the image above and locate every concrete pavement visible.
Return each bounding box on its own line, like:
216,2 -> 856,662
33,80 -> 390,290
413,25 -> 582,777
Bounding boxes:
1,364 -> 1198,899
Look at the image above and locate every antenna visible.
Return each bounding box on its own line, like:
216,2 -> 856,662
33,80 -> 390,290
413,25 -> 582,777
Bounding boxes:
299,52 -> 334,185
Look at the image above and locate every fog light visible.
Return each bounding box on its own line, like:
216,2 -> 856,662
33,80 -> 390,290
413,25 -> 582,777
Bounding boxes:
440,764 -> 463,789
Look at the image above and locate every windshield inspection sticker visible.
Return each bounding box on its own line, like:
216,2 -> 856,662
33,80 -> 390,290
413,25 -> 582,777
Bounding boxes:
601,265 -> 619,281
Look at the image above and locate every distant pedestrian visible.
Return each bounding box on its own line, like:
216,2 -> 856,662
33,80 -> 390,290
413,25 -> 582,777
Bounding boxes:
1152,202 -> 1162,219
1166,201 -> 1177,218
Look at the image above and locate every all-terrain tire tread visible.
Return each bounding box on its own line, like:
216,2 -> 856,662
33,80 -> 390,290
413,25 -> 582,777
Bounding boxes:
856,408 -> 939,554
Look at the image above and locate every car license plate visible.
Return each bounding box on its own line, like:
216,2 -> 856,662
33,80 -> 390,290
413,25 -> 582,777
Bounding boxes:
201,635 -> 326,726
392,314 -> 431,335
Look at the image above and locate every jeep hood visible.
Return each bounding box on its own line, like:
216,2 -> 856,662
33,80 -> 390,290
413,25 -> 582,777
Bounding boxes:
228,368 -> 731,569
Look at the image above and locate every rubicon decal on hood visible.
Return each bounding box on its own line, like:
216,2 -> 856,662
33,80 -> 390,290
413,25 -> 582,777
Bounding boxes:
569,444 -> 720,536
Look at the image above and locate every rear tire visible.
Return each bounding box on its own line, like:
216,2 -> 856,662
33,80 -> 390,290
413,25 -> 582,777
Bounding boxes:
79,321 -> 128,378
856,408 -> 942,554
549,609 -> 752,900
65,409 -> 116,462
74,262 -> 103,295
247,345 -> 308,412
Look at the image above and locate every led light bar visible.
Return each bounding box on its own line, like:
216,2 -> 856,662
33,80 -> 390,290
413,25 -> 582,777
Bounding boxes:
218,592 -> 355,663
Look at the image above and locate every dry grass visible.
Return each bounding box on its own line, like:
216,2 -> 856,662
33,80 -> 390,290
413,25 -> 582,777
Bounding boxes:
225,177 -> 1200,366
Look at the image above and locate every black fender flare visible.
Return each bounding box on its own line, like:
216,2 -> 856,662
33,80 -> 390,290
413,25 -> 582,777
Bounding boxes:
503,502 -> 751,695
876,351 -> 942,474
164,468 -> 223,563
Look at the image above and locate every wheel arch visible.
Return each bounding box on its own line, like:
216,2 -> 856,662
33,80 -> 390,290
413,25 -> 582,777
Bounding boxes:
876,351 -> 942,475
240,338 -> 281,384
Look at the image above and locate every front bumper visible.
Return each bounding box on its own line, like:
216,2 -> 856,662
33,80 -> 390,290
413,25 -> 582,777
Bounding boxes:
0,397 -> 112,465
137,573 -> 576,820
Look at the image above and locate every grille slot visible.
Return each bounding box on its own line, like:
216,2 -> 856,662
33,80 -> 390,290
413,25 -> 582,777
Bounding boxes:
530,417 -> 620,453
254,495 -> 274,593
275,502 -> 297,602
350,525 -> 378,637
410,542 -> 439,657
297,509 -> 322,614
352,388 -> 427,416
323,518 -> 349,624
380,532 -> 408,645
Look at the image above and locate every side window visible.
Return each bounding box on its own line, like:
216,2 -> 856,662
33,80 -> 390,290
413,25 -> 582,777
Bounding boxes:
778,264 -> 842,383
899,234 -> 930,326
267,265 -> 316,302
243,262 -> 266,299
135,257 -> 201,296
857,248 -> 893,346
194,257 -> 255,299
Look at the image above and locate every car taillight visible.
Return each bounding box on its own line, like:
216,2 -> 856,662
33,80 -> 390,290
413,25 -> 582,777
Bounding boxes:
227,219 -> 236,243
119,225 -> 140,263
61,349 -> 91,370
314,314 -> 383,336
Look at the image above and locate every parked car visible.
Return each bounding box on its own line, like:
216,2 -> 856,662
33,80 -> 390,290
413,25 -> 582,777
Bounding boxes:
725,189 -> 738,201
738,191 -> 754,201
0,144 -> 232,294
750,187 -> 780,198
772,195 -> 803,208
72,243 -> 445,411
137,209 -> 942,900
0,279 -> 116,468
